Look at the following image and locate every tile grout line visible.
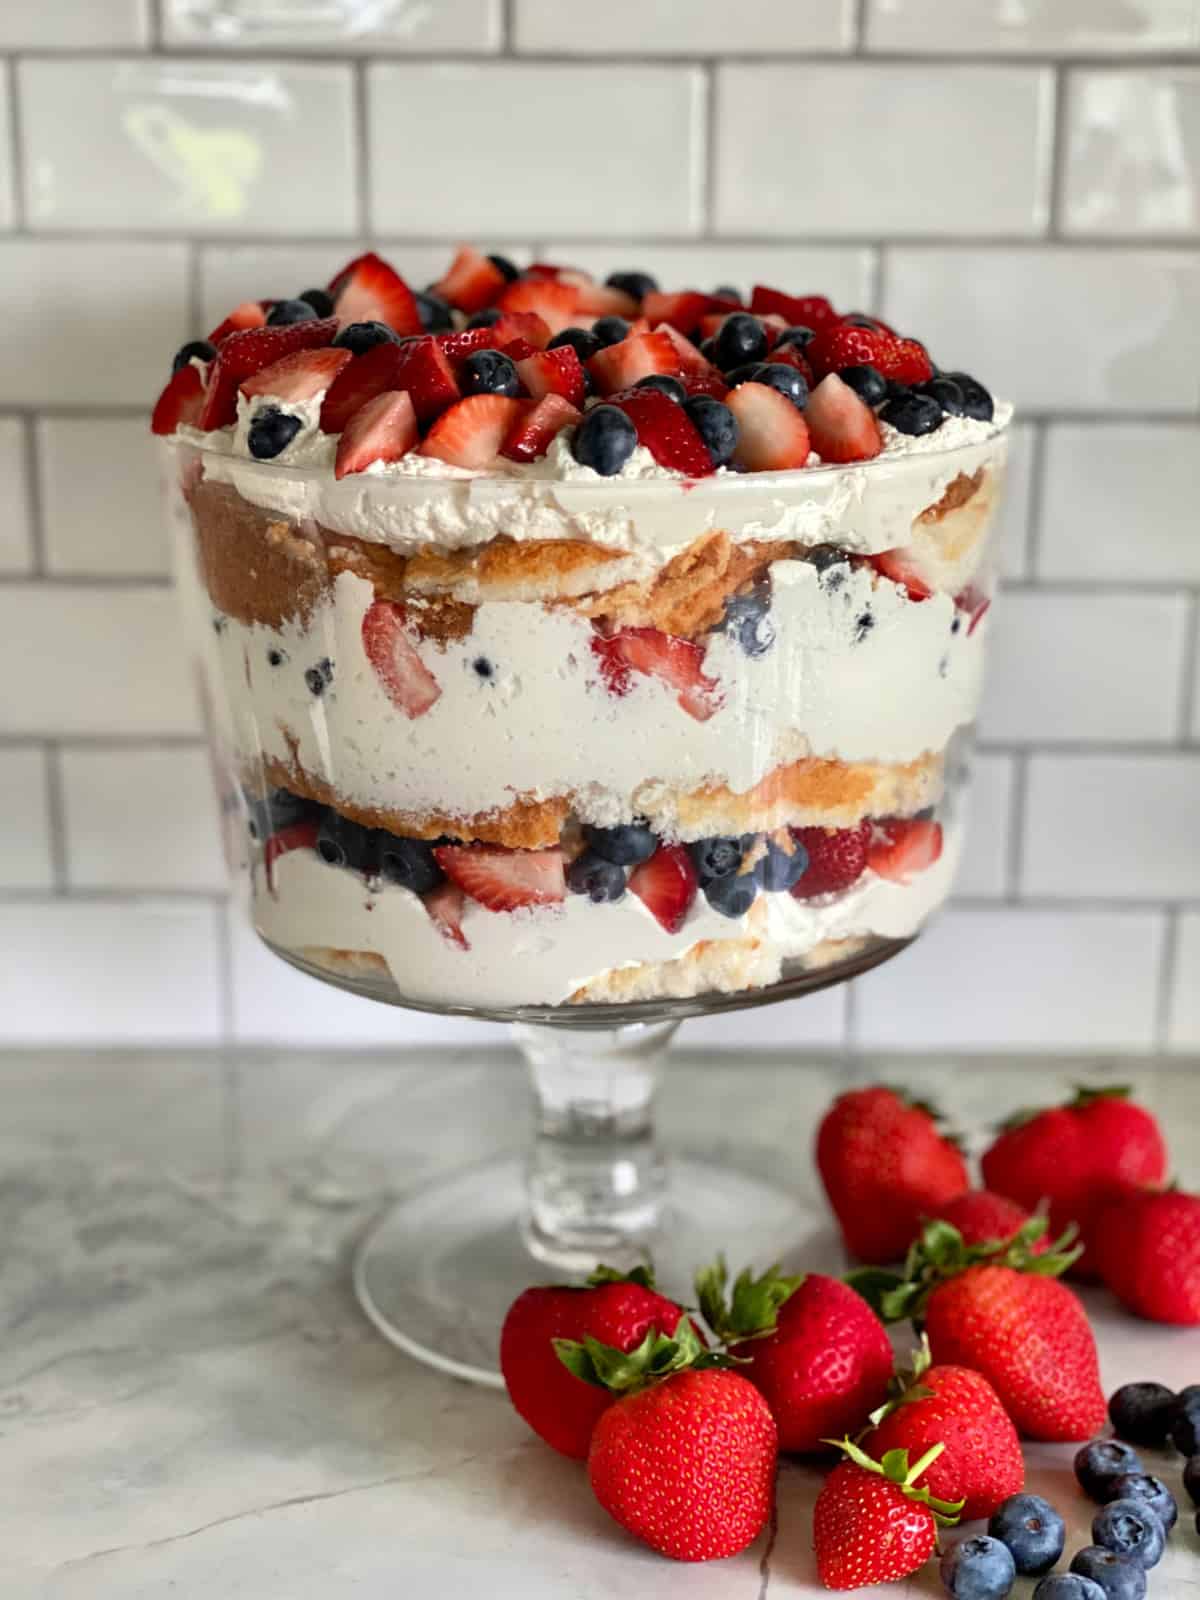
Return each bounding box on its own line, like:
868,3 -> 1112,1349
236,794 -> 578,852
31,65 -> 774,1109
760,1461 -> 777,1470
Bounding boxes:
1006,750 -> 1029,902
698,62 -> 716,239
1043,62 -> 1068,240
851,0 -> 869,54
353,57 -> 370,243
42,740 -> 70,895
18,412 -> 47,575
499,0 -> 515,56
1177,591 -> 1199,741
3,56 -> 23,231
1023,417 -> 1049,578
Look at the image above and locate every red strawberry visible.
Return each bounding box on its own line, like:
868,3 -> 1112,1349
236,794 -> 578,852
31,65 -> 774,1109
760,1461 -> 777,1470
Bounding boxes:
263,818 -> 319,892
642,290 -> 730,334
434,843 -> 565,912
497,278 -> 579,334
334,389 -> 418,479
769,343 -> 815,386
587,330 -> 681,396
872,548 -> 934,600
321,337 -> 460,433
239,345 -> 352,403
854,1221 -> 1106,1441
696,1262 -> 892,1454
419,394 -> 525,469
593,626 -> 721,721
866,1345 -> 1024,1520
499,336 -> 538,363
430,245 -> 507,315
804,373 -> 883,464
524,261 -> 591,286
980,1086 -> 1169,1280
361,599 -> 441,718
608,386 -> 714,477
816,1085 -> 969,1264
813,1439 -> 962,1590
514,346 -> 586,406
423,881 -> 467,950
437,312 -> 551,366
790,821 -> 871,899
328,251 -> 422,335
726,381 -> 812,471
500,394 -> 581,463
573,281 -> 640,319
207,298 -> 267,345
652,322 -> 727,393
749,286 -> 837,327
1097,1187 -> 1200,1325
500,1267 -> 692,1459
888,339 -> 935,385
868,818 -> 944,884
198,317 -> 338,430
931,1191 -> 1048,1255
628,843 -> 697,933
150,363 -> 206,435
806,321 -> 892,381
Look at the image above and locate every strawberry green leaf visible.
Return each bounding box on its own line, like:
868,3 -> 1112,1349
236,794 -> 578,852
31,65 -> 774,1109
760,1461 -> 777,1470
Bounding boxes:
1070,1084 -> 1131,1109
586,1262 -> 657,1291
824,1437 -> 964,1524
554,1310 -> 732,1395
695,1255 -> 804,1345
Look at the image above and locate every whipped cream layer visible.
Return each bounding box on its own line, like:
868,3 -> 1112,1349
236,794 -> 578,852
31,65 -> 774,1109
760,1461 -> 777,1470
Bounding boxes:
212,561 -> 985,831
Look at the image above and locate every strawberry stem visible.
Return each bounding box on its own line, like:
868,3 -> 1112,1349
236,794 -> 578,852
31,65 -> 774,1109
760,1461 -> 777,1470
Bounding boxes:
554,1311 -> 735,1394
824,1437 -> 963,1524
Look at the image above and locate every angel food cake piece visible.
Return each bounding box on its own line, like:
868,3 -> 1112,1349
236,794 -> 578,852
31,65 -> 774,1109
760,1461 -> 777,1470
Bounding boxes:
156,246 -> 1009,1010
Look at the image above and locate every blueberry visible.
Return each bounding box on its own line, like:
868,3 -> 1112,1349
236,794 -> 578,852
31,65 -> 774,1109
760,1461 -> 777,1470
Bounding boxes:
713,284 -> 742,303
940,1535 -> 1016,1600
720,590 -> 775,657
724,361 -> 767,388
839,364 -> 888,406
548,326 -> 603,363
466,307 -> 503,330
1075,1440 -> 1144,1502
1092,1501 -> 1166,1569
245,786 -> 312,841
317,813 -> 381,875
266,297 -> 318,327
704,870 -> 758,918
1069,1547 -> 1147,1600
689,836 -> 746,883
583,823 -> 657,867
461,349 -> 520,398
942,370 -> 995,422
1184,1456 -> 1200,1506
298,287 -> 334,318
1033,1577 -> 1108,1600
713,313 -> 768,372
808,543 -> 850,578
605,270 -> 658,301
752,361 -> 809,410
592,315 -> 631,348
699,336 -> 721,362
1107,1473 -> 1177,1533
774,325 -> 815,352
988,1494 -> 1066,1576
378,835 -> 443,895
333,320 -> 400,356
1108,1382 -> 1177,1448
247,406 -> 302,460
572,405 -> 637,476
414,290 -> 453,332
1169,1385 -> 1200,1455
266,646 -> 288,667
487,252 -> 520,283
636,373 -> 687,404
757,834 -> 809,892
172,338 -> 216,373
881,391 -> 944,436
566,850 -> 627,903
304,658 -> 333,696
919,375 -> 967,416
472,656 -> 494,679
683,395 -> 739,467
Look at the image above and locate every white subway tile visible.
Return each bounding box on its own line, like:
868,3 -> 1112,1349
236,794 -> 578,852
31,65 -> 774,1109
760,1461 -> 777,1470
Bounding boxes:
0,0 -> 149,48
715,65 -> 1052,238
1039,423 -> 1200,583
884,248 -> 1200,412
0,241 -> 188,407
61,745 -> 225,892
980,590 -> 1188,743
1193,606 -> 1200,739
689,986 -> 847,1049
1167,911 -> 1200,1051
0,418 -> 33,574
0,68 -> 14,231
1063,69 -> 1200,237
19,59 -> 357,237
1023,754 -> 1200,899
0,899 -> 222,1044
368,64 -> 703,237
865,0 -> 1200,54
516,0 -> 855,52
540,244 -> 875,311
997,421 -> 1035,581
853,907 -> 1164,1051
0,748 -> 54,890
38,419 -> 167,578
0,585 -> 200,736
954,752 -> 1014,899
164,0 -> 501,51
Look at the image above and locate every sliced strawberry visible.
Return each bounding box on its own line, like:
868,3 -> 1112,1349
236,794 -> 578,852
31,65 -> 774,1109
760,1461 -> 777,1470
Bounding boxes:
642,291 -> 733,335
430,245 -> 508,315
749,287 -> 837,327
587,330 -> 681,396
198,317 -> 338,430
419,394 -> 525,469
498,309 -> 552,350
361,599 -> 441,718
887,338 -> 934,385
514,346 -> 586,407
207,299 -> 268,345
872,548 -> 933,601
436,312 -> 552,368
500,337 -> 539,363
868,818 -> 944,884
769,344 -> 814,386
150,363 -> 206,435
423,881 -> 468,949
608,387 -> 714,477
573,281 -> 640,319
240,346 -> 352,404
956,585 -> 991,635
790,821 -> 872,899
434,844 -> 566,912
806,321 -> 891,381
500,395 -> 582,463
803,373 -> 882,464
595,626 -> 722,721
329,251 -> 422,335
654,323 -> 714,378
629,843 -> 698,934
524,262 -> 592,285
497,279 -> 579,335
726,382 -> 812,472
437,326 -> 505,364
683,368 -> 731,400
335,389 -> 418,479
264,819 -> 319,892
321,337 -> 459,432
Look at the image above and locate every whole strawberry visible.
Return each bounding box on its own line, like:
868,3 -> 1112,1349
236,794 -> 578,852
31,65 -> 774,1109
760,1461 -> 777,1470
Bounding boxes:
853,1220 -> 1106,1441
696,1258 -> 893,1453
813,1438 -> 962,1590
1098,1187 -> 1200,1325
928,1190 -> 1049,1255
499,1266 -> 691,1458
866,1339 -> 1024,1519
981,1086 -> 1167,1279
816,1085 -> 969,1263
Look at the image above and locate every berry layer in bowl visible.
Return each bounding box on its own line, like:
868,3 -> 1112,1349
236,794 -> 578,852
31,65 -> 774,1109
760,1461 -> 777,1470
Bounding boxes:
157,247 -> 1010,1013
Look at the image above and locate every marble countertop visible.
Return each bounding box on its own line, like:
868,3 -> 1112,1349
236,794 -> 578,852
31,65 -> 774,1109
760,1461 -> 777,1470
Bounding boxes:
3,1046 -> 1198,1598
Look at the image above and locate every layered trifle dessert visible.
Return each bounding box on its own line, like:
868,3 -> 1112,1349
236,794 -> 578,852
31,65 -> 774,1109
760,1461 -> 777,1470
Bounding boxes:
155,247 -> 1009,1012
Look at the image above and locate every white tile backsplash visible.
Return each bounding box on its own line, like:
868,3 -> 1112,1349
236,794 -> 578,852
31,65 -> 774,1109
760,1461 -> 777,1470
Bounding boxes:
164,0 -> 501,52
0,67 -> 13,231
1063,69 -> 1200,238
367,64 -> 704,237
0,0 -> 149,49
716,65 -> 1053,239
0,418 -> 33,574
997,422 -> 1036,581
540,244 -> 876,311
1168,912 -> 1200,1051
38,419 -> 167,577
864,0 -> 1200,55
954,752 -> 1014,899
0,747 -> 54,889
515,0 -> 856,53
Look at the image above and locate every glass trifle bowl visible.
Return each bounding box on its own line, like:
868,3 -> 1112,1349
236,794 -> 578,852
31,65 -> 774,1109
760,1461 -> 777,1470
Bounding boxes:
158,253 -> 1010,1381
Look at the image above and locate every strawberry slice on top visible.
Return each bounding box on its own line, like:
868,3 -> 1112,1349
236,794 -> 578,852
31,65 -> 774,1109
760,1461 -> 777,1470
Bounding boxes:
514,346 -> 586,407
431,246 -> 509,315
198,316 -> 338,431
207,299 -> 267,345
608,386 -> 714,477
497,279 -> 580,335
419,394 -> 525,469
749,286 -> 837,327
434,845 -> 566,912
628,843 -> 698,934
239,346 -> 352,404
328,251 -> 422,336
151,362 -> 206,435
501,395 -> 582,463
725,382 -> 811,472
803,373 -> 882,464
868,818 -> 944,883
320,337 -> 460,433
642,290 -> 734,335
587,330 -> 681,396
334,389 -> 418,479
361,599 -> 441,718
